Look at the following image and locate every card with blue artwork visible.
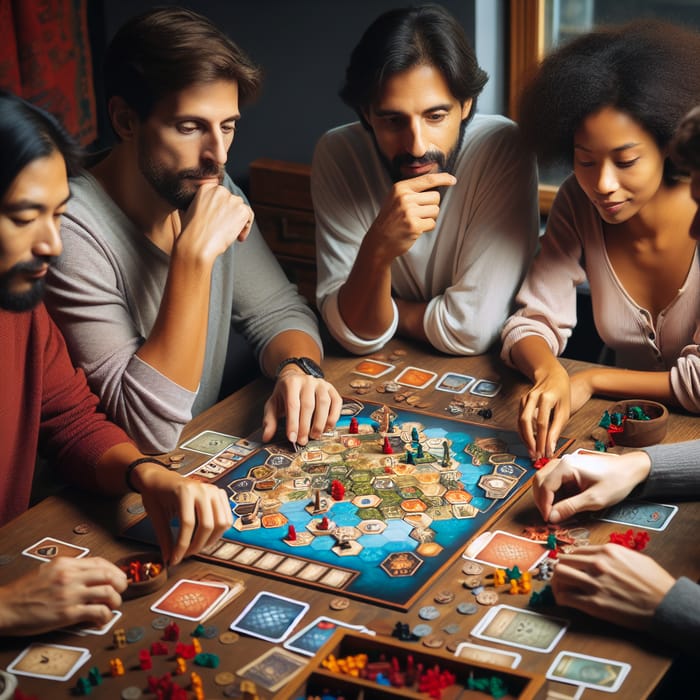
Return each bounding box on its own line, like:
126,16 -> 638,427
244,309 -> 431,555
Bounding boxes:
595,501 -> 678,531
283,616 -> 373,657
230,591 -> 309,643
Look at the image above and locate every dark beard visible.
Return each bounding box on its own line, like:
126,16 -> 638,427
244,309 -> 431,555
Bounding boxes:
379,118 -> 468,183
138,152 -> 224,210
0,258 -> 56,312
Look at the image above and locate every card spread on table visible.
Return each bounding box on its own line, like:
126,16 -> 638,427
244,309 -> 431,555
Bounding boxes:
22,537 -> 89,562
150,579 -> 230,621
7,643 -> 90,681
546,651 -> 630,692
463,530 -> 548,571
180,430 -> 238,455
283,616 -> 374,657
230,591 -> 309,643
454,641 -> 521,668
395,366 -> 438,389
236,646 -> 308,692
471,605 -> 569,653
595,500 -> 678,531
435,372 -> 475,394
352,359 -> 396,378
470,379 -> 502,397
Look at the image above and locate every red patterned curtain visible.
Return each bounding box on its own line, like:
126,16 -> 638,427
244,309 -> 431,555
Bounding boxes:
0,0 -> 96,144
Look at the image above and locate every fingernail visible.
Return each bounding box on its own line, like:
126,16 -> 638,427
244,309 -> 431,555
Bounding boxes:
289,432 -> 297,443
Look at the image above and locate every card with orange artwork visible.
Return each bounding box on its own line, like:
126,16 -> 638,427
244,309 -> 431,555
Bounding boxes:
463,530 -> 548,571
395,366 -> 438,389
150,579 -> 230,621
353,359 -> 396,377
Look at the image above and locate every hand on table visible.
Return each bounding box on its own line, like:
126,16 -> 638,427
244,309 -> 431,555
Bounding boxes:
533,450 -> 652,523
518,363 -> 571,459
0,556 -> 127,636
135,465 -> 233,566
261,370 -> 342,447
551,544 -> 676,630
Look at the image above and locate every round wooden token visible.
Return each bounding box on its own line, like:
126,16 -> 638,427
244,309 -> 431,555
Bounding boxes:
422,635 -> 445,649
461,575 -> 482,589
446,637 -> 470,653
349,379 -> 372,389
73,523 -> 90,535
476,589 -> 499,606
462,561 -> 484,576
434,590 -> 455,604
168,452 -> 186,463
329,597 -> 350,611
392,349 -> 407,356
121,687 -> 143,700
215,672 -> 236,687
218,631 -> 240,644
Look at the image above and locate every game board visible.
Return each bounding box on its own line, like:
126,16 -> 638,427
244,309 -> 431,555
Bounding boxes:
124,398 -> 572,611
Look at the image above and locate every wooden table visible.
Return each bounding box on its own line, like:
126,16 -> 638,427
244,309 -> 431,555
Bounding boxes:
0,339 -> 698,699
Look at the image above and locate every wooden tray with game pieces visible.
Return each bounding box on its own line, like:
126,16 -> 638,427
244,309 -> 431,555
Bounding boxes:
277,630 -> 546,700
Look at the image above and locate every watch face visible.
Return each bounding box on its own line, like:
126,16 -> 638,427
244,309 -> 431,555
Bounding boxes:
298,357 -> 324,378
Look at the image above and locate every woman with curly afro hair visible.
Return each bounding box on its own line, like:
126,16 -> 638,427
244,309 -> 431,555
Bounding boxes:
501,20 -> 700,460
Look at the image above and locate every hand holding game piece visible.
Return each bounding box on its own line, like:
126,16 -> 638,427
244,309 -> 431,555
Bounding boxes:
135,465 -> 233,566
0,557 -> 127,636
261,369 -> 342,446
551,544 -> 675,630
532,450 -> 652,523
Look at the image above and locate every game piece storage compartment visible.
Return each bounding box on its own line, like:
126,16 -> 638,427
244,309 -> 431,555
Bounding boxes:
277,630 -> 545,700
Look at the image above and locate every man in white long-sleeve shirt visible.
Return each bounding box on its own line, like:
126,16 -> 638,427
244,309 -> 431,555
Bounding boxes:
312,4 -> 539,356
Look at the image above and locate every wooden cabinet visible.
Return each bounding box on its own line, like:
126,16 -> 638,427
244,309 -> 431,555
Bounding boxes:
249,158 -> 317,305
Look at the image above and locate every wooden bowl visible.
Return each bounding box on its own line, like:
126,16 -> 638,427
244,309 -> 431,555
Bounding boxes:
115,551 -> 167,600
609,399 -> 669,447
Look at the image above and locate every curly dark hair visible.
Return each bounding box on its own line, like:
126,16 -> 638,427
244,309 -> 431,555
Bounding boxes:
340,4 -> 488,129
518,20 -> 700,183
671,106 -> 700,172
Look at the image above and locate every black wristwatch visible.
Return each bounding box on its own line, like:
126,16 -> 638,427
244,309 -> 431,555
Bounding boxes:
275,357 -> 325,379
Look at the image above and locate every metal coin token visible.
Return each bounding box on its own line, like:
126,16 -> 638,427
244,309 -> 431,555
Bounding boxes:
215,672 -> 236,686
223,684 -> 242,698
152,615 -> 172,630
456,602 -> 478,615
121,687 -> 142,700
203,625 -> 218,639
73,523 -> 90,535
219,631 -> 240,644
411,623 -> 433,638
418,605 -> 440,620
126,626 -> 145,643
422,635 -> 445,649
442,623 -> 460,635
329,597 -> 350,611
476,589 -> 499,606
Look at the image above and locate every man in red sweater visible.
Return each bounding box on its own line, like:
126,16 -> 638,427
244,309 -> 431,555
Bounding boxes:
0,91 -> 232,635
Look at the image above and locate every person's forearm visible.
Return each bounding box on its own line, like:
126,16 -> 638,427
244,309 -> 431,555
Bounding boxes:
136,250 -> 213,390
584,368 -> 677,405
337,235 -> 395,339
510,335 -> 564,383
395,298 -> 428,342
260,330 -> 323,378
94,443 -> 167,495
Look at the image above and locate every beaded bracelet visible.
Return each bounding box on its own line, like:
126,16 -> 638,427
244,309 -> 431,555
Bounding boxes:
125,457 -> 169,493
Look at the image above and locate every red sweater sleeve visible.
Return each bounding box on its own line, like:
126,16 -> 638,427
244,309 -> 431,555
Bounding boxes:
0,305 -> 131,524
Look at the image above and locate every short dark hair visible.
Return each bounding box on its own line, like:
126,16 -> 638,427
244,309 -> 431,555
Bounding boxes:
671,106 -> 700,172
340,4 -> 488,128
518,20 -> 700,183
0,90 -> 81,199
104,6 -> 262,121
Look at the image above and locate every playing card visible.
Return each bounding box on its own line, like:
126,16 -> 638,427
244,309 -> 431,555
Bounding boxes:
352,359 -> 396,377
150,579 -> 230,621
236,646 -> 308,692
65,609 -> 122,636
395,366 -> 438,389
283,616 -> 373,657
463,530 -> 548,571
180,430 -> 238,455
470,378 -> 502,397
595,501 -> 678,531
22,537 -> 89,562
546,651 -> 630,692
7,643 -> 90,681
455,641 -> 521,668
435,372 -> 475,393
230,591 -> 310,643
472,605 -> 569,653
191,571 -> 245,621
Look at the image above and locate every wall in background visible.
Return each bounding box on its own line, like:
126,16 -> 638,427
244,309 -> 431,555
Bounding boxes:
89,1 -> 506,189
